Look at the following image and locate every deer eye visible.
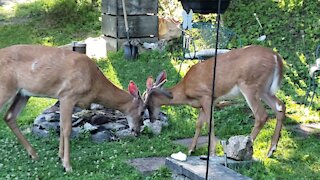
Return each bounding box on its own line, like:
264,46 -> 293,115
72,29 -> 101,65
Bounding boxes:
140,111 -> 145,116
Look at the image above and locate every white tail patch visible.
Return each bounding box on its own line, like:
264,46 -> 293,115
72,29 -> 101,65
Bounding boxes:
276,102 -> 283,112
270,55 -> 280,95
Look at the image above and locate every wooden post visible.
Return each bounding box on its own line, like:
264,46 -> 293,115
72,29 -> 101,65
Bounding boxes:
101,0 -> 159,51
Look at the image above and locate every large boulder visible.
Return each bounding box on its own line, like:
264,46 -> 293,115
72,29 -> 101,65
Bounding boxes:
224,135 -> 253,161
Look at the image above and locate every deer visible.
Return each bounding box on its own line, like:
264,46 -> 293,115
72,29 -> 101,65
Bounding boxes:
143,45 -> 286,158
0,44 -> 145,172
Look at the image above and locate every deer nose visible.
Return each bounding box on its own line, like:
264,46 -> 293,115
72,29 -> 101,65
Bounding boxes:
131,128 -> 139,137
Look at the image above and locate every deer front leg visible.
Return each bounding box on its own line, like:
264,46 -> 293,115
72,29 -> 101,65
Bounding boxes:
188,110 -> 205,155
189,98 -> 213,155
4,93 -> 38,160
59,125 -> 64,160
59,98 -> 75,172
208,115 -> 217,156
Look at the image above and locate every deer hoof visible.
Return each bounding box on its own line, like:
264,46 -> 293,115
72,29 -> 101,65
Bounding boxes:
64,166 -> 73,172
267,144 -> 277,157
29,153 -> 39,160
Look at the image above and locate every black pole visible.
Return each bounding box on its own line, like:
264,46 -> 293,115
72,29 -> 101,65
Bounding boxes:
205,0 -> 221,179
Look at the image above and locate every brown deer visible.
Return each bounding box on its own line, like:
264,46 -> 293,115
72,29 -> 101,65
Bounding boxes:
144,45 -> 286,157
0,44 -> 145,172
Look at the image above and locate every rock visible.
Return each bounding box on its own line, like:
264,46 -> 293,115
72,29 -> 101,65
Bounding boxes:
142,120 -> 166,135
90,103 -> 105,110
115,129 -> 133,138
225,135 -> 253,161
45,113 -> 60,122
91,114 -> 112,125
91,130 -> 113,143
72,118 -> 84,127
83,122 -> 98,131
32,125 -> 49,138
101,122 -> 127,131
40,121 -> 60,130
42,104 -> 60,114
159,112 -> 169,122
73,106 -> 83,113
31,104 -> 169,142
33,115 -> 46,125
73,110 -> 94,120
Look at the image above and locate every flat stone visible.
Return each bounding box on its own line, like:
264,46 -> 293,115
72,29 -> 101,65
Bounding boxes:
101,122 -> 127,131
166,156 -> 252,180
287,123 -> 320,138
127,157 -> 166,175
173,136 -> 219,148
91,130 -> 113,143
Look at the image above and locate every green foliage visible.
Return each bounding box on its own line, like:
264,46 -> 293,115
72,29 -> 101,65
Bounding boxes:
223,0 -> 320,111
0,0 -> 319,179
0,0 -> 100,47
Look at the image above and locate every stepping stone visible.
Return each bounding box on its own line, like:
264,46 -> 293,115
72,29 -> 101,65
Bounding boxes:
166,156 -> 253,180
173,136 -> 219,148
127,157 -> 166,175
287,123 -> 320,138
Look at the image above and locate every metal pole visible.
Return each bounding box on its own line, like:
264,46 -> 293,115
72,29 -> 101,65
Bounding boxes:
206,0 -> 222,179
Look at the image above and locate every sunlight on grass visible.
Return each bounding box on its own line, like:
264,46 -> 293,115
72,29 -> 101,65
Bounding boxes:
284,96 -> 319,123
297,51 -> 307,64
19,97 -> 56,125
40,36 -> 55,46
276,0 -> 304,12
170,59 -> 197,77
97,57 -> 122,88
0,0 -> 319,179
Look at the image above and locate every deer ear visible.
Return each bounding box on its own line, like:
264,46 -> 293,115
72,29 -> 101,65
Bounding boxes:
128,81 -> 139,98
155,71 -> 167,85
146,76 -> 154,91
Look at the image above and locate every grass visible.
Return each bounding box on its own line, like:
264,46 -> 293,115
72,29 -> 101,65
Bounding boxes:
0,0 -> 320,179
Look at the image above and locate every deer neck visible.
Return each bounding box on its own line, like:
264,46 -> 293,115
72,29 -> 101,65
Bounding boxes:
156,82 -> 187,106
96,78 -> 133,114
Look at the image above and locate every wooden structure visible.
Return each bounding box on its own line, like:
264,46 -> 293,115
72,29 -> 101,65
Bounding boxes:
178,0 -> 231,14
102,0 -> 158,51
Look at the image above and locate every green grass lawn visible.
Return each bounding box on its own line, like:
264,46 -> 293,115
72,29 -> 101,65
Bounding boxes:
0,0 -> 319,179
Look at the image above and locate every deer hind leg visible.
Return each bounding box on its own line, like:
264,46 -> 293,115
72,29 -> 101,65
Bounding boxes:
262,93 -> 286,157
239,86 -> 268,141
59,97 -> 75,172
3,93 -> 38,159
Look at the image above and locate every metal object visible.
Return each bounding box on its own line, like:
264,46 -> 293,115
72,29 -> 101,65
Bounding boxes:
122,0 -> 138,60
221,140 -> 228,167
304,45 -> 320,107
206,0 -> 222,179
72,42 -> 86,54
253,13 -> 266,41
